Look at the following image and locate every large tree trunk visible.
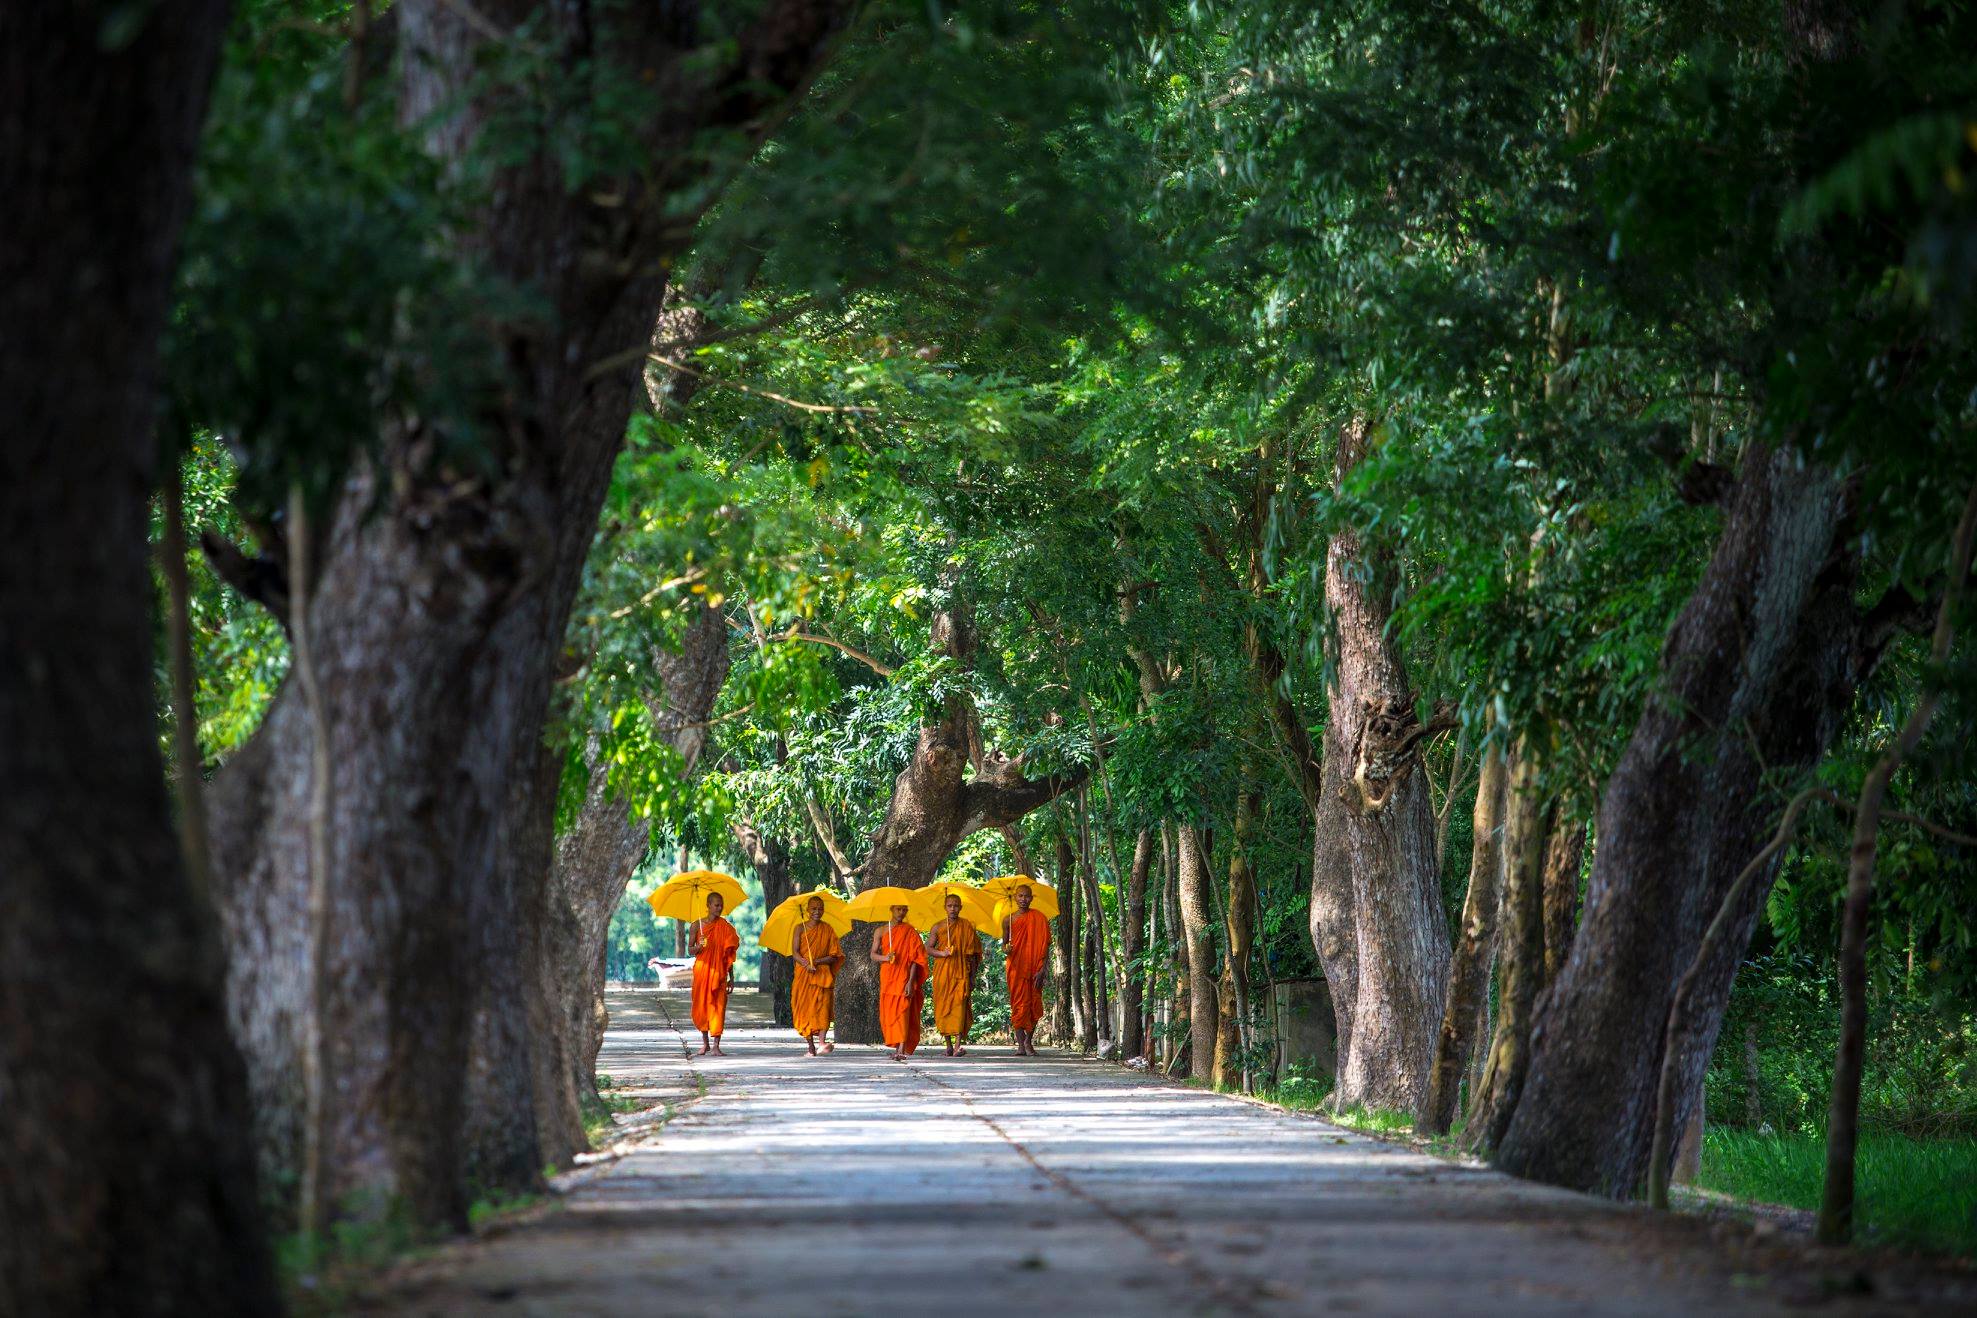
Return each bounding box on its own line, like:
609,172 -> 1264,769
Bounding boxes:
1421,746 -> 1509,1133
1494,446 -> 1877,1194
1309,425 -> 1451,1112
1070,831 -> 1099,1050
536,742 -> 650,1162
835,600 -> 1089,1043
1118,830 -> 1154,1059
1052,830 -> 1085,1047
734,821 -> 795,1025
0,3 -> 280,1313
540,601 -> 729,1165
1048,897 -> 1076,1045
1075,796 -> 1114,1051
1306,821 -> 1358,1086
1541,816 -> 1586,984
1165,826 -> 1190,1070
1465,746 -> 1548,1152
1213,791 -> 1259,1090
206,0 -> 850,1229
1175,826 -> 1220,1080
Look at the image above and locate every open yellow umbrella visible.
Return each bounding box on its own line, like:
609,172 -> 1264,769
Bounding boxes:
977,874 -> 1059,920
845,885 -> 934,929
909,881 -> 999,936
759,887 -> 853,956
646,869 -> 749,922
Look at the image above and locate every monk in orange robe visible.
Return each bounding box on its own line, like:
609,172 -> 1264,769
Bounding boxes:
871,904 -> 927,1060
1001,884 -> 1050,1057
928,893 -> 982,1056
790,896 -> 843,1056
689,893 -> 739,1055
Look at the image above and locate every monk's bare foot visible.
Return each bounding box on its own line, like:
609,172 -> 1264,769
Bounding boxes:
711,1044 -> 727,1056
821,1042 -> 834,1053
955,1046 -> 967,1056
806,1044 -> 818,1056
696,1045 -> 711,1055
944,1043 -> 955,1056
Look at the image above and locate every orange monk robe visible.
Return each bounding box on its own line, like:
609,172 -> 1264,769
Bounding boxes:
929,919 -> 982,1038
877,922 -> 928,1054
691,916 -> 740,1035
791,922 -> 841,1039
1004,907 -> 1050,1032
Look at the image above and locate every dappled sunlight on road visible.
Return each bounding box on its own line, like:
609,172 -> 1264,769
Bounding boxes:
362,988 -> 1907,1317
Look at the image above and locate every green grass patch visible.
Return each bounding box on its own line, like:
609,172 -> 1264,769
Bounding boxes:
582,1085 -> 663,1148
467,1189 -> 546,1231
1257,1072 -> 1332,1112
1699,1128 -> 1977,1255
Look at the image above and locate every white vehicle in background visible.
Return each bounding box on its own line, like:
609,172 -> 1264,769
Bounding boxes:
643,957 -> 695,990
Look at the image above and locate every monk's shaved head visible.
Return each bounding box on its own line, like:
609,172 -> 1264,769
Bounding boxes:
706,892 -> 724,915
806,897 -> 824,917
945,894 -> 962,915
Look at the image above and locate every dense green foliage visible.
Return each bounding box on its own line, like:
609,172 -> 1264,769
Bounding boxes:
152,0 -> 1977,1254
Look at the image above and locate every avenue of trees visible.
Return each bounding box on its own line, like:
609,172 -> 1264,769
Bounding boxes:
6,0 -> 1976,1311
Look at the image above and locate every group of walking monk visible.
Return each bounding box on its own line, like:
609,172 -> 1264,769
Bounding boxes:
680,884 -> 1054,1060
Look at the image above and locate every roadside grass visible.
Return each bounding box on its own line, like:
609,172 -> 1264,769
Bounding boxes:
1698,1128 -> 1977,1256
583,1085 -> 661,1148
279,1186 -> 546,1315
1230,1072 -> 1479,1154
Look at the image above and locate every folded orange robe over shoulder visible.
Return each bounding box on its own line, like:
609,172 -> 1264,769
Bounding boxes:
791,922 -> 841,1039
1004,907 -> 1050,1033
930,918 -> 981,1038
691,916 -> 739,1035
877,922 -> 928,1055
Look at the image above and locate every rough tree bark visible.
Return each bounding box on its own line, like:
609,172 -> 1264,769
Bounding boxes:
733,821 -> 795,1025
1165,825 -> 1190,1071
1420,745 -> 1509,1133
1071,829 -> 1099,1050
1307,423 -> 1451,1112
1494,446 -> 1887,1194
1175,826 -> 1220,1080
534,740 -> 647,1161
1541,817 -> 1586,984
1119,830 -> 1154,1060
1075,793 -> 1114,1051
1213,790 -> 1260,1091
0,3 -> 280,1313
1052,830 -> 1084,1047
206,0 -> 851,1228
538,601 -> 731,1165
1465,746 -> 1548,1152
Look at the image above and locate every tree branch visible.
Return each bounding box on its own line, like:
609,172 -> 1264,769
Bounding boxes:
961,758 -> 1092,834
803,795 -> 860,881
199,529 -> 289,628
647,354 -> 878,415
764,621 -> 894,676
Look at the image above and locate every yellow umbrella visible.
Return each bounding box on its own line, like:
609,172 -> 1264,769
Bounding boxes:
845,885 -> 934,929
910,881 -> 999,936
978,874 -> 1059,920
646,869 -> 749,922
759,888 -> 853,956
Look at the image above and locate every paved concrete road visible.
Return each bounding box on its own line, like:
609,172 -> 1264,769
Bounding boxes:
362,988 -> 1963,1316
